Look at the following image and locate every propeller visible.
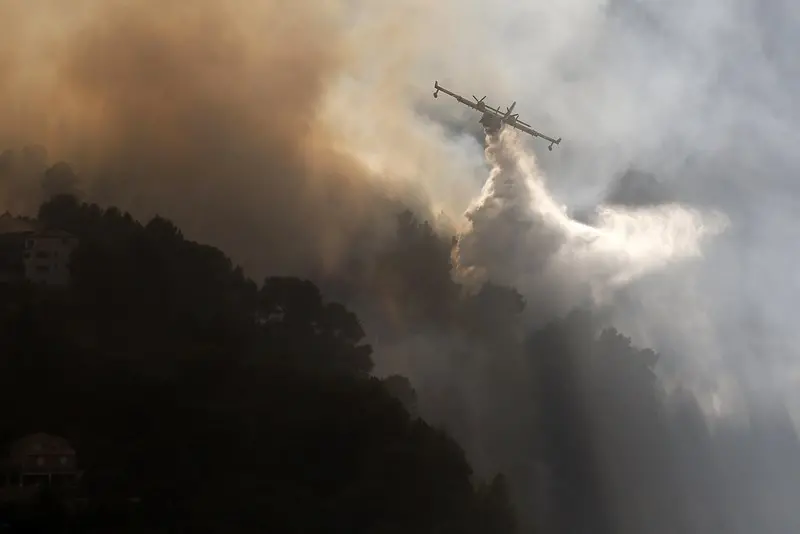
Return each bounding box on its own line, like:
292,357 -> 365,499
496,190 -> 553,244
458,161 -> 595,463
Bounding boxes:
473,95 -> 486,104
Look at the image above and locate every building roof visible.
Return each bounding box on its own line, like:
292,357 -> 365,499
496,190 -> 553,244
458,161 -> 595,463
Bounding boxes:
31,229 -> 76,239
0,213 -> 77,244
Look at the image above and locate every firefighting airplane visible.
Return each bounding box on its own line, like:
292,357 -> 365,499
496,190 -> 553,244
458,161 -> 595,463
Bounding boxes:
433,81 -> 561,151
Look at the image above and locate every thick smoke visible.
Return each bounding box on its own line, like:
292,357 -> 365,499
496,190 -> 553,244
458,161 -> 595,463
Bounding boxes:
455,130 -> 726,315
6,0 -> 800,529
449,0 -> 800,423
0,0 -> 457,277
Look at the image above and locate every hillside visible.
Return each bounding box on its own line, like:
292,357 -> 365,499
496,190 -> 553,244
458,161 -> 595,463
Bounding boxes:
0,194 -> 517,533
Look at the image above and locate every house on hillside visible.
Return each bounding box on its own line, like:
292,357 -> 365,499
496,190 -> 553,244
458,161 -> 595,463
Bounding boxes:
0,433 -> 82,503
0,213 -> 36,284
5,433 -> 81,488
0,212 -> 78,286
22,229 -> 79,286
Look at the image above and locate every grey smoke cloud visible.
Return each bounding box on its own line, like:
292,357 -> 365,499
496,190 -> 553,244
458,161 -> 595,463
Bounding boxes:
0,0 -> 448,278
431,2 -> 800,527
368,0 -> 800,526
455,131 -> 725,316
4,0 -> 800,528
410,0 -> 800,420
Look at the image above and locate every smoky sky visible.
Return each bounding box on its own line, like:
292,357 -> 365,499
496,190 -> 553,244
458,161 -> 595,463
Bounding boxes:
0,0 -> 448,278
424,0 -> 800,420
5,0 -> 800,447
7,2 -> 800,531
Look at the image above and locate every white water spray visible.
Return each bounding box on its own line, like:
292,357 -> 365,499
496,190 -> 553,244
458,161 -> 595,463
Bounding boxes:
454,130 -> 728,308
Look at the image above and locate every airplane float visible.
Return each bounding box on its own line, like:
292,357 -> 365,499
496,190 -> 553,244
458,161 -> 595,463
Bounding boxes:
433,81 -> 561,151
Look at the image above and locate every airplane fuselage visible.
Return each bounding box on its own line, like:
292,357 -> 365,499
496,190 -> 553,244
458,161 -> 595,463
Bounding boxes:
479,112 -> 503,134
479,113 -> 517,134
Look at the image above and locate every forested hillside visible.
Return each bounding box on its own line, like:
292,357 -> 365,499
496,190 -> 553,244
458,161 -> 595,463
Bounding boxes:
4,192 -> 783,534
0,194 -> 516,533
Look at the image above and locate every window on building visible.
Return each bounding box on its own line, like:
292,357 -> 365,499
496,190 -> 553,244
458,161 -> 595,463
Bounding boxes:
35,265 -> 49,273
24,240 -> 33,249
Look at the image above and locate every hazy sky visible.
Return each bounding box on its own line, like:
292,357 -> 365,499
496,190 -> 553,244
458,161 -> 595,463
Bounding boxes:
3,0 -> 800,423
322,0 -> 800,421
383,0 -> 800,421
6,3 -> 800,531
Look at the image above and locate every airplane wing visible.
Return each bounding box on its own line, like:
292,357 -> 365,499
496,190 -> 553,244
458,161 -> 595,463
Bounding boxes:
508,121 -> 562,150
432,81 -> 482,111
452,94 -> 482,112
483,101 -> 516,119
483,104 -> 506,117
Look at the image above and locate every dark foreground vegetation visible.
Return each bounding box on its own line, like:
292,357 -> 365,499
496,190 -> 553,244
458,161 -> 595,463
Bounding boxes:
0,194 -> 517,533
6,184 -> 797,534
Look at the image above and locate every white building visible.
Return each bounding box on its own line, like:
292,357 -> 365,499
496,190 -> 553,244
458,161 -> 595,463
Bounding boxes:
22,230 -> 79,286
0,213 -> 79,286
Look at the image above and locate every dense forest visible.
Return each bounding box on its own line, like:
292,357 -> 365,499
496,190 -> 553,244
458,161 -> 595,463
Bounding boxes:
0,185 -> 670,534
0,193 -> 521,533
3,167 -> 800,533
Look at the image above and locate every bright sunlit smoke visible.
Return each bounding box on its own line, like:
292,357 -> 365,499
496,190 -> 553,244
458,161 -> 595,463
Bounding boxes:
455,130 -> 727,309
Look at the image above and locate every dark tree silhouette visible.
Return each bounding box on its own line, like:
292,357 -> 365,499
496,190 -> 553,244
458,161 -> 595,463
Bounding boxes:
13,191 -> 796,534
0,194 -> 518,534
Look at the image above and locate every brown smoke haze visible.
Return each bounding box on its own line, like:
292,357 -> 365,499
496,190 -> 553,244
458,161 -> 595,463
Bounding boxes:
0,0 -> 451,277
